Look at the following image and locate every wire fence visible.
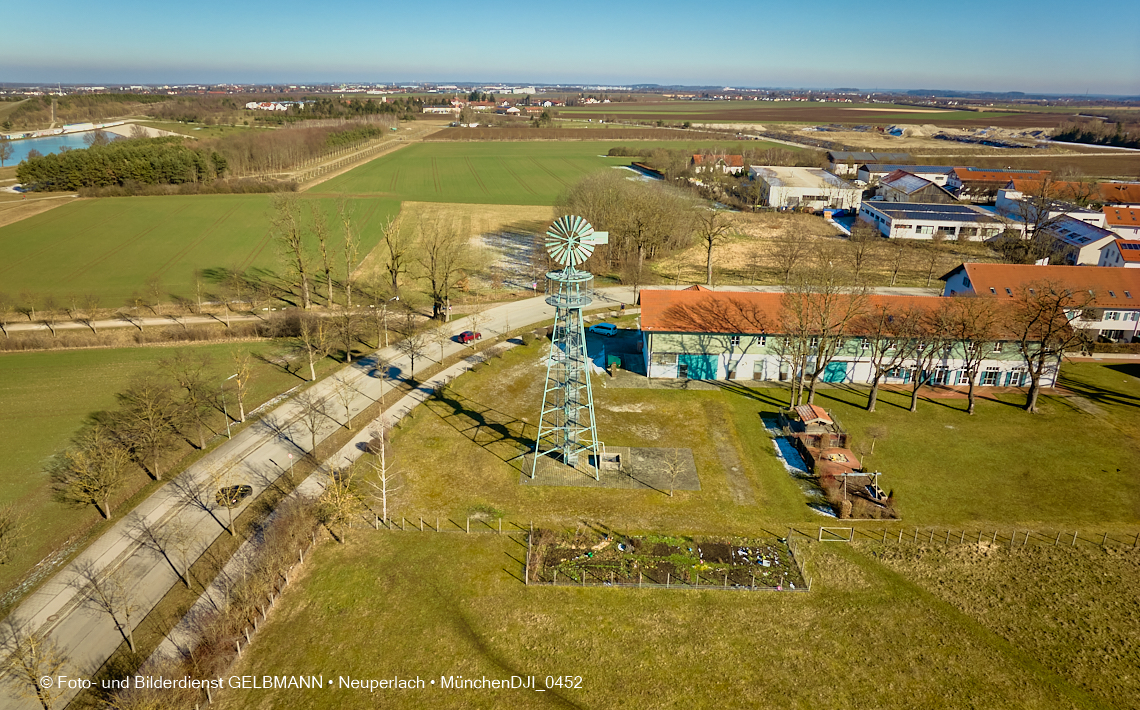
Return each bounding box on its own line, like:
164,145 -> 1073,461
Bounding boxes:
818,526 -> 1140,549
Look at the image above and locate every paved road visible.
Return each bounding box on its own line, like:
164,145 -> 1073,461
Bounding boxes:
0,287 -> 634,708
0,282 -> 945,707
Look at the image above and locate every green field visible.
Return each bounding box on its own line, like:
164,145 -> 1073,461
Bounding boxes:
215,532 -> 1132,710
0,193 -> 399,303
0,342 -> 341,600
316,141 -> 760,205
381,339 -> 1139,529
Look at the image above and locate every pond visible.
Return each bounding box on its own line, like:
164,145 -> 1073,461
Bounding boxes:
3,130 -> 121,166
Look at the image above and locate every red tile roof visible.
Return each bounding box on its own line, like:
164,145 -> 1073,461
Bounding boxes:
1110,240 -> 1140,264
638,289 -> 947,334
1104,206 -> 1140,228
1009,180 -> 1140,205
692,154 -> 745,167
948,263 -> 1140,308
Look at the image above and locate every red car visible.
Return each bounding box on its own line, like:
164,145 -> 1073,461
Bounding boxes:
457,330 -> 482,344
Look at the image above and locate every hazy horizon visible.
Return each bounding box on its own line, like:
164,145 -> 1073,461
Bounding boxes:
3,0 -> 1138,96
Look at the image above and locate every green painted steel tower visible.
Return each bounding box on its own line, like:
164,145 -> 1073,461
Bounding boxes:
530,215 -> 608,479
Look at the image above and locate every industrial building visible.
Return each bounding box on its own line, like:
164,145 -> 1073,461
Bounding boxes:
747,166 -> 861,211
858,202 -> 1006,241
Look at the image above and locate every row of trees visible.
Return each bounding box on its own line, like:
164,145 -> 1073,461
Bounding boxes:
760,269 -> 1092,415
271,195 -> 478,322
1053,119 -> 1139,149
48,350 -> 254,520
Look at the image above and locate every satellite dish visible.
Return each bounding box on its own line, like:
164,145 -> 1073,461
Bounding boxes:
545,215 -> 596,267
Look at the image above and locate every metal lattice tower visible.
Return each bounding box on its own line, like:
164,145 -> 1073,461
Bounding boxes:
531,216 -> 608,479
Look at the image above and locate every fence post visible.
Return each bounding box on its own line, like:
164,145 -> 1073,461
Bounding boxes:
467,517 -> 470,534
525,530 -> 531,585
751,572 -> 755,591
420,517 -> 423,532
1055,531 -> 1060,546
499,518 -> 502,535
666,572 -> 670,588
1102,532 -> 1108,546
1024,531 -> 1030,547
1072,530 -> 1078,547
945,530 -> 950,545
898,530 -> 903,544
437,516 -> 439,532
236,640 -> 242,657
639,572 -> 642,588
992,531 -> 997,545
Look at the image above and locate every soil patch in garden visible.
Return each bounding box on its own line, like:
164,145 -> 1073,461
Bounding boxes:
530,528 -> 806,590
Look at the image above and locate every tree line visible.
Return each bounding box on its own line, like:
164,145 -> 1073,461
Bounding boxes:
47,350 -> 256,522
3,93 -> 170,131
727,263 -> 1092,415
1052,120 -> 1140,149
16,136 -> 228,191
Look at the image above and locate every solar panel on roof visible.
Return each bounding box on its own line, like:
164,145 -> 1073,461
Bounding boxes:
1122,244 -> 1140,250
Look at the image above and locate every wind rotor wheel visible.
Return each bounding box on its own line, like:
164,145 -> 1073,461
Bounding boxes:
545,215 -> 596,267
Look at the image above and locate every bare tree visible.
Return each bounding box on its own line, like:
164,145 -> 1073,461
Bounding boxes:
366,425 -> 400,524
379,214 -> 410,298
78,294 -> 101,334
331,308 -> 362,364
909,304 -> 952,413
0,292 -> 13,338
160,350 -> 216,450
943,297 -> 1003,414
846,222 -> 881,284
271,194 -> 313,310
887,240 -> 910,287
330,372 -> 356,429
697,209 -> 732,287
0,619 -> 68,710
394,313 -> 429,378
49,434 -> 131,519
0,503 -> 27,565
294,391 -> 332,452
231,351 -> 253,423
660,448 -> 686,497
783,265 -> 867,406
318,464 -> 357,543
115,377 -> 181,480
295,313 -> 332,382
312,203 -> 335,306
466,305 -> 489,347
125,513 -> 195,589
416,216 -> 471,321
71,560 -> 139,652
339,198 -> 360,309
855,304 -> 921,412
772,222 -> 810,286
1009,279 -> 1095,413
430,324 -> 452,363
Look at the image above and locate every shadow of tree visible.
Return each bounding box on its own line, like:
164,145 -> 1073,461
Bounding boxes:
424,391 -> 535,471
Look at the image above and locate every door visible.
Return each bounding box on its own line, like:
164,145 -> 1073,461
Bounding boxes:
822,361 -> 849,383
678,353 -> 717,380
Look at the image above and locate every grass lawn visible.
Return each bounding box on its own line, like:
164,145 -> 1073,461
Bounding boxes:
384,337 -> 1139,529
0,193 -> 399,303
0,340 -> 343,600
315,141 -> 763,205
214,531 -> 1123,710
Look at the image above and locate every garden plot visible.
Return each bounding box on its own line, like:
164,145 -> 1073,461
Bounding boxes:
529,527 -> 807,590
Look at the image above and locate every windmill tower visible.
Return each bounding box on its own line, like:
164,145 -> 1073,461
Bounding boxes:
530,215 -> 608,479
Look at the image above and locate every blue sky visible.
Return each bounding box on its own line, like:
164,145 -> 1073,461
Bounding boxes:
3,0 -> 1137,95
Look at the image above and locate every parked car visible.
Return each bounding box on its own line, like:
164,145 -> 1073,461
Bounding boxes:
216,485 -> 253,508
589,323 -> 618,337
457,330 -> 482,344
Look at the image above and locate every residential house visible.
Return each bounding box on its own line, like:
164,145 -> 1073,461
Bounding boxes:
856,164 -> 955,185
995,184 -> 1107,230
1036,216 -> 1117,265
748,166 -> 860,210
1104,206 -> 1140,238
941,263 -> 1140,342
1098,240 -> 1140,269
858,202 -> 1006,241
875,170 -> 957,204
947,168 -> 1051,203
638,287 -> 1041,387
825,151 -> 911,177
691,154 -> 745,175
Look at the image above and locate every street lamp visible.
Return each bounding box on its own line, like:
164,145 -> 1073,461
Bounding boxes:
221,373 -> 237,439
